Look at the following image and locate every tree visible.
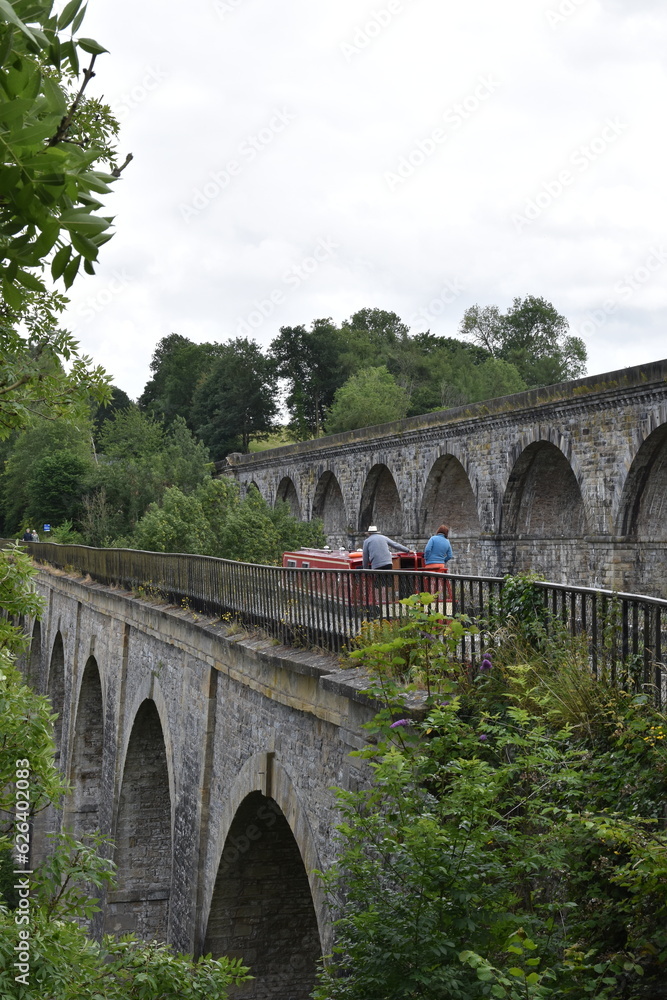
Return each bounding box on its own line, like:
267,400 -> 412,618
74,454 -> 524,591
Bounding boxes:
270,319 -> 346,439
132,479 -> 325,564
0,417 -> 94,534
325,366 -> 410,434
460,296 -> 587,387
92,385 -> 132,443
0,0 -> 125,303
138,334 -> 222,428
26,449 -> 92,527
192,339 -> 277,457
0,0 -> 132,434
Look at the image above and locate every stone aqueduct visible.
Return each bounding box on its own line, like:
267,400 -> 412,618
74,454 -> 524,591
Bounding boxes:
25,569 -> 374,999
224,360 -> 667,599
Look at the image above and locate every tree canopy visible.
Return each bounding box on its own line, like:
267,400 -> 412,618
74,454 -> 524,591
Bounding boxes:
460,295 -> 586,387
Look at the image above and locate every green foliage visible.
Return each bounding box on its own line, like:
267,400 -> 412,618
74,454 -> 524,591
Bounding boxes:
133,480 -> 325,564
489,573 -> 552,648
325,365 -> 410,434
0,0 -> 120,303
192,339 -> 277,457
0,417 -> 94,534
0,291 -> 111,439
316,599 -> 667,1000
460,296 -> 587,388
25,449 -> 92,526
138,334 -> 223,428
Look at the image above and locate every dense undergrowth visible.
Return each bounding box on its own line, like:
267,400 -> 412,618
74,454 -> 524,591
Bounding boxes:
316,589 -> 667,999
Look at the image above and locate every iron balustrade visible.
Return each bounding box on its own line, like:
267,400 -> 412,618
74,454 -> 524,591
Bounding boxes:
5,540 -> 666,706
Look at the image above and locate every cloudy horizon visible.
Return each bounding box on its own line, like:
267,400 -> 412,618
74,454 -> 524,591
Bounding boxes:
63,0 -> 667,400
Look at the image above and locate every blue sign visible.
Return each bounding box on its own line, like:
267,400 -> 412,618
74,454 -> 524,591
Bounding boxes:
43,524 -> 51,532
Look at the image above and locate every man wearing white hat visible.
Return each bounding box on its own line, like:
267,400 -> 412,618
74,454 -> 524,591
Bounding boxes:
362,525 -> 410,570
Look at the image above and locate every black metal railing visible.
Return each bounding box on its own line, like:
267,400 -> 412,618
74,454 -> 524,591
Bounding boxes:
4,540 -> 666,706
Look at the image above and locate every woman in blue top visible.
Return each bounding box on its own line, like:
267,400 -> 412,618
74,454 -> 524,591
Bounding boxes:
423,524 -> 453,600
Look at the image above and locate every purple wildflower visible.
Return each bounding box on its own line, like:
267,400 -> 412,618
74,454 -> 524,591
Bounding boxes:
479,658 -> 493,672
390,719 -> 410,728
479,734 -> 489,742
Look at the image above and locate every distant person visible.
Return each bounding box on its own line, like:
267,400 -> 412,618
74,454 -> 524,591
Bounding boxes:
21,528 -> 32,542
31,529 -> 39,541
362,525 -> 410,571
423,523 -> 453,599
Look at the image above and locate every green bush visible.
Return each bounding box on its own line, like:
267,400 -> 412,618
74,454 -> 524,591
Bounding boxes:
316,597 -> 667,999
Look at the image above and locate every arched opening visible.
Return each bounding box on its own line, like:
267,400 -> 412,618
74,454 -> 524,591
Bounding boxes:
204,791 -> 322,1000
618,423 -> 667,539
275,476 -> 301,519
65,657 -> 104,841
105,699 -> 172,941
359,464 -> 402,536
312,470 -> 347,543
501,441 -> 588,537
47,632 -> 66,763
26,620 -> 42,690
32,630 -> 66,866
420,455 -> 481,537
247,480 -> 262,498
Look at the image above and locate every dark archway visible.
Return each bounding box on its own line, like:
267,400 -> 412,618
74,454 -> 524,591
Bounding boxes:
312,470 -> 347,543
26,620 -> 42,690
501,441 -> 588,537
204,791 -> 322,1000
105,700 -> 172,941
47,631 -> 66,762
618,423 -> 667,539
359,464 -> 402,536
65,657 -> 104,840
420,454 -> 481,537
275,476 -> 301,519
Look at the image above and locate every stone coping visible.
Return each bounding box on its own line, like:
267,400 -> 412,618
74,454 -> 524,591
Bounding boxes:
220,358 -> 667,468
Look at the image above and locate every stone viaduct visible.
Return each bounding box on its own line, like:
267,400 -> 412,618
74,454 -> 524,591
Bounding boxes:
25,567 -> 375,1000
223,359 -> 667,600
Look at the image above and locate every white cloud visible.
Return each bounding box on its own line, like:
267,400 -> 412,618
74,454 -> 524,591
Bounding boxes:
63,0 -> 667,398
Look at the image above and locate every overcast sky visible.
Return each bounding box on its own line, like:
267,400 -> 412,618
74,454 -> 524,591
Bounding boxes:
63,0 -> 667,400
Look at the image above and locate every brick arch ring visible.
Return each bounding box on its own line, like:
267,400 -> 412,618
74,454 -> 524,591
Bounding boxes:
417,441 -> 487,533
199,750 -> 331,955
113,676 -> 178,834
498,424 -> 594,529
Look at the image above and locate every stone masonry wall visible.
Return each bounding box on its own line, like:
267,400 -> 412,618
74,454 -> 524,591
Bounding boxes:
222,360 -> 667,599
30,568 -> 376,1000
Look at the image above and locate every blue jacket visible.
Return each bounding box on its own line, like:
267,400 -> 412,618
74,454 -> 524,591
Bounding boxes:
423,533 -> 453,565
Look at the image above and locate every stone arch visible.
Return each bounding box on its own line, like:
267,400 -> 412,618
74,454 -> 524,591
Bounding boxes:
501,440 -> 588,537
617,421 -> 667,538
420,454 -> 481,537
312,470 -> 347,543
105,699 -> 172,941
47,631 -> 66,762
26,619 -> 42,689
359,463 -> 402,535
275,475 -> 301,519
202,753 -> 326,999
64,656 -> 104,840
246,479 -> 262,498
